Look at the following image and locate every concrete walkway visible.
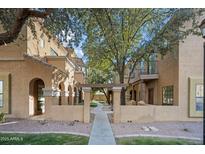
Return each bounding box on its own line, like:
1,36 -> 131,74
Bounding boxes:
89,104 -> 116,145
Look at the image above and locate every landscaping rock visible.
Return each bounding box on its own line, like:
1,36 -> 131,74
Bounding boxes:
137,100 -> 146,105
142,126 -> 150,131
149,126 -> 159,132
126,100 -> 137,105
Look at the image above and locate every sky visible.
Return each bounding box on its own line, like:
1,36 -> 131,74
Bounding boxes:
74,46 -> 84,58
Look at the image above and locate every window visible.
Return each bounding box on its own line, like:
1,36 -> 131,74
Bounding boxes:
0,81 -> 3,107
162,85 -> 174,105
140,60 -> 145,74
195,84 -> 203,112
39,34 -> 45,48
50,48 -> 58,56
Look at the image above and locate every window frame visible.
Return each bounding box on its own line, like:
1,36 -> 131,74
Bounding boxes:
195,84 -> 203,112
0,80 -> 4,108
39,34 -> 45,48
162,85 -> 174,105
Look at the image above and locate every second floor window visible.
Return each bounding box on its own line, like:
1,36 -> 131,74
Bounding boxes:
50,48 -> 58,56
162,85 -> 174,105
0,80 -> 3,108
40,34 -> 45,48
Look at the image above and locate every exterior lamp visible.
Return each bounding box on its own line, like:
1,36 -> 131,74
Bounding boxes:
199,18 -> 205,145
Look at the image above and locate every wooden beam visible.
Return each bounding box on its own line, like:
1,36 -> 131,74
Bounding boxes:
78,83 -> 127,88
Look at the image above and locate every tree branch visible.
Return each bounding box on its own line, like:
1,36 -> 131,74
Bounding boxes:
0,8 -> 53,46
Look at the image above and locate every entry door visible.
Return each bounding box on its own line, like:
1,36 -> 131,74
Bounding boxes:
148,88 -> 154,105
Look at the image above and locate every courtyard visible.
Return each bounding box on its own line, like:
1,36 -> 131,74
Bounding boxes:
0,8 -> 204,145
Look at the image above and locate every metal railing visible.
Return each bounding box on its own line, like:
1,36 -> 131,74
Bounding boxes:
139,61 -> 158,75
129,61 -> 158,80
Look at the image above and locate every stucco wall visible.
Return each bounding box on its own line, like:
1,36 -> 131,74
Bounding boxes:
45,105 -> 84,121
27,21 -> 67,57
0,59 -> 53,118
74,71 -> 85,84
46,57 -> 66,71
178,18 -> 204,119
157,50 -> 179,105
120,105 -> 202,123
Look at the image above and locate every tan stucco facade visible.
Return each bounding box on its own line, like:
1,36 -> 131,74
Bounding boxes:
0,19 -> 85,121
124,17 -> 204,122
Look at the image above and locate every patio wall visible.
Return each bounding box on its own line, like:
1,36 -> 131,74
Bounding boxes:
45,105 -> 84,122
120,105 -> 202,123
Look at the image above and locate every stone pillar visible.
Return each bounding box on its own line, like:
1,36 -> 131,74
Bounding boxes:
140,81 -> 146,102
82,87 -> 91,123
113,87 -> 122,123
43,88 -> 56,119
44,97 -> 53,118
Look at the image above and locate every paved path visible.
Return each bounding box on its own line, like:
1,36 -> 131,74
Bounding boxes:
89,104 -> 116,145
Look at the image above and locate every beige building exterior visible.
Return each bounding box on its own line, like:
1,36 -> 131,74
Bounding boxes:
122,17 -> 204,122
0,19 -> 85,121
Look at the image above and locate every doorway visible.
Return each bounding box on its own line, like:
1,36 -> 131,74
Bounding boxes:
29,78 -> 45,116
148,88 -> 154,105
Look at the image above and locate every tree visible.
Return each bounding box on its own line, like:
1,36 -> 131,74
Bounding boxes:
86,58 -> 113,104
82,8 -> 205,104
0,8 -> 85,47
0,9 -> 53,45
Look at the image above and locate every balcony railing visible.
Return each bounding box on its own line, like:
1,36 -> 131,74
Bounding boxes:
129,61 -> 158,82
139,67 -> 158,75
139,61 -> 158,75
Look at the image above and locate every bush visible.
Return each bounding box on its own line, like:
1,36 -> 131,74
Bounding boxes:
0,112 -> 5,123
90,101 -> 98,108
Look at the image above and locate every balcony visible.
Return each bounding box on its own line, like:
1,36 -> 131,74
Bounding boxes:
130,61 -> 159,83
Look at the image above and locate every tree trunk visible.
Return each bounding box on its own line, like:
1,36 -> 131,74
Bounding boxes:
119,70 -> 126,105
101,88 -> 111,104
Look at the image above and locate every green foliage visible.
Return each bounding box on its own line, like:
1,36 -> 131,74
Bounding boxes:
0,9 -> 17,32
116,136 -> 202,145
0,133 -> 89,145
82,8 -> 205,83
0,112 -> 5,123
43,9 -> 86,48
90,101 -> 98,107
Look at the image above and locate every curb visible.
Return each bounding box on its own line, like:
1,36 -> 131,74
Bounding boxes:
0,121 -> 19,126
115,134 -> 202,141
0,131 -> 90,137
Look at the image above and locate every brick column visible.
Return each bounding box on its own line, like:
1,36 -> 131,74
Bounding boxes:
113,87 -> 122,123
82,87 -> 91,123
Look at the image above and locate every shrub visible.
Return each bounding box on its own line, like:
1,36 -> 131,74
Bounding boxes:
90,101 -> 98,107
0,112 -> 5,123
